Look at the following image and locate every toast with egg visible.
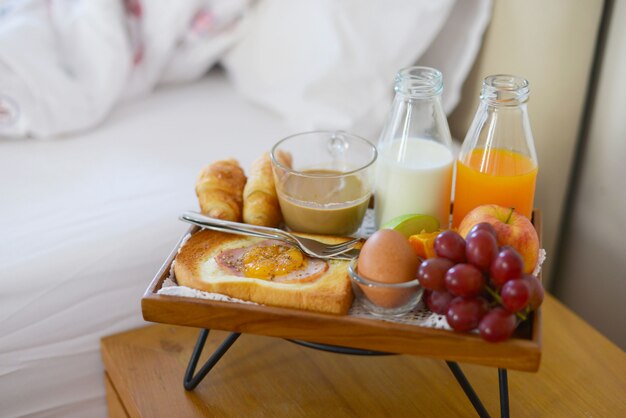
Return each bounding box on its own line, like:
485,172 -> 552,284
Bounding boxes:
174,230 -> 355,314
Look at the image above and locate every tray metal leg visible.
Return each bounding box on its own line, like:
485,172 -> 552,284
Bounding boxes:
183,329 -> 241,391
446,362 -> 511,418
446,361 -> 491,418
498,368 -> 510,418
181,331 -> 511,417
285,339 -> 394,356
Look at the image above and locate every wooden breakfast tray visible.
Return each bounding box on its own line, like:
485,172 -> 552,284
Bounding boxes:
142,211 -> 542,373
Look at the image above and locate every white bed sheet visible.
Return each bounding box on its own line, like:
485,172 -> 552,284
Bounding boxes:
0,70 -> 295,418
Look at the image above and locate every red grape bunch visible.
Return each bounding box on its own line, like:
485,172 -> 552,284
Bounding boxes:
417,223 -> 544,342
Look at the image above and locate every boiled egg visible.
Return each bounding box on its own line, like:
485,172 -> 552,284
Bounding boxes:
358,229 -> 419,283
356,229 -> 420,309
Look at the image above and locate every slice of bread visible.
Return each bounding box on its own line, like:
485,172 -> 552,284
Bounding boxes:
174,230 -> 354,315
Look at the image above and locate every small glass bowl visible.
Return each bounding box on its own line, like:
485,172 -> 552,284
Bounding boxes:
348,258 -> 423,317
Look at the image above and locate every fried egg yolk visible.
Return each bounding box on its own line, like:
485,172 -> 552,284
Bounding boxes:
242,244 -> 305,279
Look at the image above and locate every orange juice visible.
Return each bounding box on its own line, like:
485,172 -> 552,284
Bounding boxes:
452,148 -> 537,227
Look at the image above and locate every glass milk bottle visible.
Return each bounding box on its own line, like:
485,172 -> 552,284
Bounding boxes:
374,66 -> 454,229
451,75 -> 538,227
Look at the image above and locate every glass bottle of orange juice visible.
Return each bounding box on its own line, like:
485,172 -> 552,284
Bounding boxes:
452,75 -> 538,227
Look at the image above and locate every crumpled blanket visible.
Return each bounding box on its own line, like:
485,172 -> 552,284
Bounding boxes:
0,0 -> 491,138
0,0 -> 250,137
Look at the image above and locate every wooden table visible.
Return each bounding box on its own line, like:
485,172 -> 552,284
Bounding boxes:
101,294 -> 626,417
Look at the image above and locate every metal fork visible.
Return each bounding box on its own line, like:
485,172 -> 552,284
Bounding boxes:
179,211 -> 360,258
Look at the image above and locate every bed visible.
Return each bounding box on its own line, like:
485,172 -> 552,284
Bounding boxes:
0,69 -> 294,417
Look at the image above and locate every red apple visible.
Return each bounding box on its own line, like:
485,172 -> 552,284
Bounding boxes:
458,205 -> 539,274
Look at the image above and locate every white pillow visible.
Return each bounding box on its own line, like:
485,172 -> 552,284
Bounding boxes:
222,0 -> 492,138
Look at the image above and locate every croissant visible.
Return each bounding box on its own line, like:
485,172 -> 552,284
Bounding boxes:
196,159 -> 246,221
243,151 -> 292,227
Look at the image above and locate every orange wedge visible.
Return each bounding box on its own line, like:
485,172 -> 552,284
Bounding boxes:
409,231 -> 440,260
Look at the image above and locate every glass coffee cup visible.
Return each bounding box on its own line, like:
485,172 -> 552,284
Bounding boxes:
270,131 -> 377,236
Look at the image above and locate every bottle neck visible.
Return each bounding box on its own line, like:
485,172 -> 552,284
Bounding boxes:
460,75 -> 537,165
480,74 -> 529,107
377,66 -> 451,149
394,66 -> 443,99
